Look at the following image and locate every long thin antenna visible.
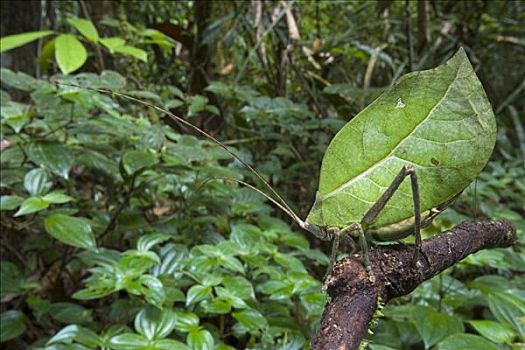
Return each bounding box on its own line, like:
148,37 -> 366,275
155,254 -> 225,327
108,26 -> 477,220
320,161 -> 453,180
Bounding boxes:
55,81 -> 303,225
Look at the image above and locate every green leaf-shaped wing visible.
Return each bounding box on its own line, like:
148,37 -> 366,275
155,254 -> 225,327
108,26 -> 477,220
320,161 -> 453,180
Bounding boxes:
307,48 -> 496,229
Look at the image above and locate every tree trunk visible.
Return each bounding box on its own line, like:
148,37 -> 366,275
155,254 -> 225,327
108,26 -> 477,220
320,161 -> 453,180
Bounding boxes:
0,0 -> 42,75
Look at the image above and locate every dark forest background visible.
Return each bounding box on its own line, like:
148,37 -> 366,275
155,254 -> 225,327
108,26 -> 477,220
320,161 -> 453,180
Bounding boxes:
1,1 -> 524,349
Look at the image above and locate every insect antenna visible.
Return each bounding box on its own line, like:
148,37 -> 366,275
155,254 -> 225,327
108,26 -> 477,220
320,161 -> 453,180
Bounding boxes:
55,81 -> 303,225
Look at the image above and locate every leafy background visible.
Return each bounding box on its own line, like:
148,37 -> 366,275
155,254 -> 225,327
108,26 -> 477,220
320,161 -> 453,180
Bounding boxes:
0,1 -> 524,349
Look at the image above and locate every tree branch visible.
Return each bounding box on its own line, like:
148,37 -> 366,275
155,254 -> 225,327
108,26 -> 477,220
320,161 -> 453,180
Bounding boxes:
311,220 -> 516,350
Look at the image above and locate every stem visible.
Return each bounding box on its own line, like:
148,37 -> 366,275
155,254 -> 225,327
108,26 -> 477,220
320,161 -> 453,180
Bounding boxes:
405,0 -> 414,72
99,172 -> 138,240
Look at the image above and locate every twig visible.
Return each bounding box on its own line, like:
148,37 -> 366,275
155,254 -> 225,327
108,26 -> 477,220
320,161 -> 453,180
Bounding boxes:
79,0 -> 105,72
405,0 -> 414,72
311,220 -> 516,350
99,172 -> 138,240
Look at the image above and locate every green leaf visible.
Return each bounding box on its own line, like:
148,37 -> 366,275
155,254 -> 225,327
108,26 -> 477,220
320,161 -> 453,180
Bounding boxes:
55,34 -> 87,74
221,276 -> 255,301
232,308 -> 268,332
173,311 -> 199,332
48,324 -> 101,348
44,214 -> 97,251
1,101 -> 29,132
0,195 -> 24,210
186,285 -> 212,306
411,306 -> 464,349
0,261 -> 25,299
137,233 -> 170,252
438,334 -> 500,350
0,68 -> 39,91
14,197 -> 49,216
134,307 -> 176,341
26,142 -> 74,179
488,291 -> 525,336
154,339 -> 189,350
201,298 -> 232,314
138,275 -> 165,308
99,37 -> 126,51
0,310 -> 26,342
67,18 -> 99,42
187,329 -> 214,350
122,150 -> 158,175
307,48 -> 496,229
49,302 -> 93,324
109,333 -> 149,350
99,37 -> 147,62
24,168 -> 52,196
468,320 -> 516,344
42,192 -> 74,204
0,30 -> 54,52
113,45 -> 148,62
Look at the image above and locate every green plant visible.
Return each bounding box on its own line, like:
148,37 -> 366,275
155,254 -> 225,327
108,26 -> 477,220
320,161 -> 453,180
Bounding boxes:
0,17 -> 173,74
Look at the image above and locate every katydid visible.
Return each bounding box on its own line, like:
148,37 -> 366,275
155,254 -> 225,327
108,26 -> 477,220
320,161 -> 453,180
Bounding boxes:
60,47 -> 496,278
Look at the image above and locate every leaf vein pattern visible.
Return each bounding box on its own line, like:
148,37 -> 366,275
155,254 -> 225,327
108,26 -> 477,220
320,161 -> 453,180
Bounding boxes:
323,63 -> 461,199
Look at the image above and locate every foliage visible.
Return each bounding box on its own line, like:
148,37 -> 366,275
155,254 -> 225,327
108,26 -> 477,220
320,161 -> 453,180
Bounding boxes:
1,1 -> 524,350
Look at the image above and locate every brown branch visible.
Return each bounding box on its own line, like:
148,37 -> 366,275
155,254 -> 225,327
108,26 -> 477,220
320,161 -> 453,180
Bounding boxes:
311,220 -> 516,350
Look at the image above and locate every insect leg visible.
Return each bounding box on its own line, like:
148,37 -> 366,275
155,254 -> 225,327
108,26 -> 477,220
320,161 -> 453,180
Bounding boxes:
323,232 -> 341,282
361,165 -> 422,266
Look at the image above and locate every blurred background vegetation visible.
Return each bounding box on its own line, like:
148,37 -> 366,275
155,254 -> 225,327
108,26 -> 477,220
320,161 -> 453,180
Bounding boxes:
0,1 -> 524,349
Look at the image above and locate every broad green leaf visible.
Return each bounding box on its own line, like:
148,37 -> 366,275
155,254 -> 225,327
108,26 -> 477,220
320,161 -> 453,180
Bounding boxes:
122,150 -> 158,175
47,324 -> 101,348
438,334 -> 500,350
154,339 -> 189,350
221,276 -> 255,301
47,324 -> 79,345
38,38 -> 55,72
201,298 -> 232,314
14,197 -> 49,216
42,192 -> 74,204
232,308 -> 268,332
49,302 -> 93,324
24,168 -> 52,196
113,45 -> 148,62
44,214 -> 97,251
0,261 -> 25,299
0,30 -> 54,52
488,291 -> 525,336
307,48 -> 496,229
26,142 -> 74,179
0,310 -> 26,342
186,285 -> 212,306
173,311 -> 199,332
0,195 -> 24,210
134,307 -> 176,341
137,233 -> 170,252
109,333 -> 149,350
0,68 -> 39,91
1,101 -> 29,132
99,37 -> 148,62
468,320 -> 516,344
99,37 -> 126,51
67,18 -> 99,42
138,275 -> 166,308
187,329 -> 214,350
410,306 -> 464,349
55,34 -> 87,74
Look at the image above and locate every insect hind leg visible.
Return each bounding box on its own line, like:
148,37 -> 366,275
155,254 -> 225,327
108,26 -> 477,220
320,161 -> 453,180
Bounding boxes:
361,165 -> 422,267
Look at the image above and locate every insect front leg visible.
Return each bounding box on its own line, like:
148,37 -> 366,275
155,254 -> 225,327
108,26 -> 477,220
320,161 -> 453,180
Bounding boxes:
361,165 -> 422,266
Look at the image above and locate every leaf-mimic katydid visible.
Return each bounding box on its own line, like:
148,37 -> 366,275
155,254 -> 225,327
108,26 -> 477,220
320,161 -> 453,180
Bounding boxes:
58,47 -> 496,279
